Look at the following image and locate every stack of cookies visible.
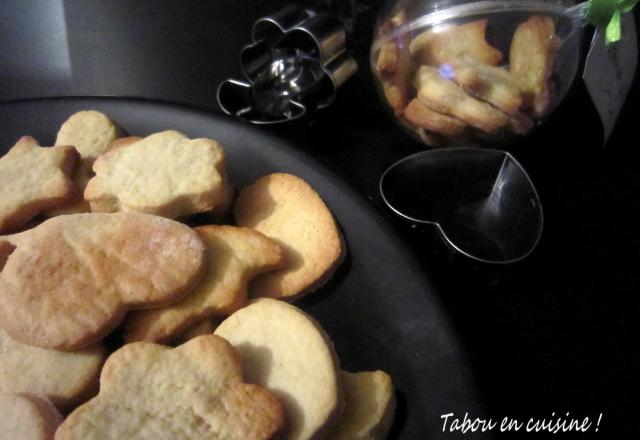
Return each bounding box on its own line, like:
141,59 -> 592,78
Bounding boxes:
0,111 -> 395,439
376,14 -> 558,145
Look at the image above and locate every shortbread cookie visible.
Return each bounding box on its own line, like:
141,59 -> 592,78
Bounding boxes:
0,213 -> 205,350
56,111 -> 124,160
44,161 -> 95,216
47,136 -> 139,215
416,66 -> 510,134
85,130 -> 229,219
376,10 -> 407,77
331,371 -> 396,440
215,298 -> 343,440
0,393 -> 62,440
382,81 -> 409,117
56,335 -> 284,440
376,41 -> 399,77
124,225 -> 284,343
445,58 -> 526,116
105,135 -> 232,221
410,20 -> 503,67
376,11 -> 412,116
46,111 -> 125,216
0,137 -> 78,233
510,16 -> 558,118
234,173 -> 344,300
0,328 -> 105,411
404,98 -> 467,137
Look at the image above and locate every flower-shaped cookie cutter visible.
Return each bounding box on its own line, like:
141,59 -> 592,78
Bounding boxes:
217,5 -> 358,124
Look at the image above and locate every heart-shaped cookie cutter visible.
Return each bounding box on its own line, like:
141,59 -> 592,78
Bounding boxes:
380,148 -> 543,264
217,5 -> 358,124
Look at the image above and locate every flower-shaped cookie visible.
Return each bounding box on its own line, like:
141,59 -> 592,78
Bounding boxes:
56,335 -> 284,440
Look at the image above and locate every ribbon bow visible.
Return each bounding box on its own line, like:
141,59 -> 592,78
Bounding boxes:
586,0 -> 638,44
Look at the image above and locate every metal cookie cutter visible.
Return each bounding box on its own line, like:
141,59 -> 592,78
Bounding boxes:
380,148 -> 544,264
217,5 -> 358,124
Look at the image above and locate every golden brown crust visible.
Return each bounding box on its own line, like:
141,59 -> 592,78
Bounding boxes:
509,16 -> 558,118
0,137 -> 79,233
410,20 -> 503,67
56,335 -> 284,440
376,41 -> 399,77
382,82 -> 409,116
446,57 -> 526,116
233,173 -> 345,301
376,12 -> 412,117
123,225 -> 284,344
416,66 -> 510,134
0,213 -> 206,350
404,98 -> 467,137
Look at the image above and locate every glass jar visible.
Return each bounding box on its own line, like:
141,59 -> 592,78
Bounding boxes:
371,0 -> 584,147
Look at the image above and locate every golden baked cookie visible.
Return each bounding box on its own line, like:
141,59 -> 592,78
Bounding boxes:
215,298 -> 344,440
376,11 -> 412,117
0,136 -> 78,233
85,130 -> 230,219
376,41 -> 399,77
56,110 -> 124,159
404,98 -> 468,137
0,328 -> 105,412
0,393 -> 62,440
331,371 -> 396,440
46,110 -> 125,215
105,135 -> 232,221
234,173 -> 344,300
510,16 -> 558,118
124,225 -> 283,343
56,335 -> 284,440
0,212 -> 205,350
410,19 -> 503,66
416,66 -> 510,134
445,57 -> 526,116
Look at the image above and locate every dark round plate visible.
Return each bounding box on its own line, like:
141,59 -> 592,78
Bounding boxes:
0,97 -> 484,438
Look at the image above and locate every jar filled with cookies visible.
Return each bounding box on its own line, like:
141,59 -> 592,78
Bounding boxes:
371,0 -> 585,147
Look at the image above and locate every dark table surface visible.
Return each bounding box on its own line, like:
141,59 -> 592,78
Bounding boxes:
2,1 -> 639,438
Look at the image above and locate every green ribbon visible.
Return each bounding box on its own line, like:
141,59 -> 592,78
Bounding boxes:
585,0 -> 639,44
